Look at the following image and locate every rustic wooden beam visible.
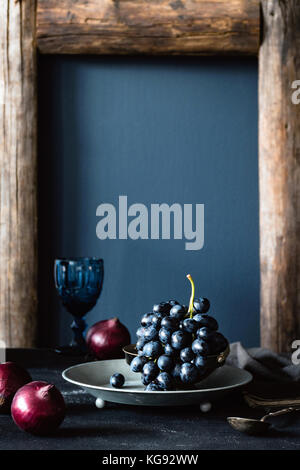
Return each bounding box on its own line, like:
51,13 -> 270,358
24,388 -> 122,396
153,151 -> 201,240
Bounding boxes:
259,0 -> 300,352
0,0 -> 38,347
36,0 -> 259,56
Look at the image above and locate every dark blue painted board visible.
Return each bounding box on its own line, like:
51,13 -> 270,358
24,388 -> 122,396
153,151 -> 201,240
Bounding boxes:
38,56 -> 259,348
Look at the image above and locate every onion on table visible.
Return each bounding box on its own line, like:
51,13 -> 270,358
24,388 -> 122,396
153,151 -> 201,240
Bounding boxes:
86,317 -> 130,360
0,362 -> 31,413
11,381 -> 65,435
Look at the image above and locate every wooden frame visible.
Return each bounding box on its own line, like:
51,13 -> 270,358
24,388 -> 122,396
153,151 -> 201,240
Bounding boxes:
0,0 -> 299,352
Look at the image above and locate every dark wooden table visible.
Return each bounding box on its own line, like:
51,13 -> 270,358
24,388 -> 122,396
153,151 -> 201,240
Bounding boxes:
1,349 -> 299,450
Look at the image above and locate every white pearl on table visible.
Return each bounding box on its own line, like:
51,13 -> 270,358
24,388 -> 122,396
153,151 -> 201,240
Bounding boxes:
200,402 -> 212,413
95,397 -> 105,409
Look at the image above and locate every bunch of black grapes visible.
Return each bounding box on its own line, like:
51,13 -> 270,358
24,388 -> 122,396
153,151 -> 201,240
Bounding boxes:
130,276 -> 229,391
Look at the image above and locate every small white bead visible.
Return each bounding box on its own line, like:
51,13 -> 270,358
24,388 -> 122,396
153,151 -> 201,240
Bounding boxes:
95,397 -> 105,409
200,402 -> 212,413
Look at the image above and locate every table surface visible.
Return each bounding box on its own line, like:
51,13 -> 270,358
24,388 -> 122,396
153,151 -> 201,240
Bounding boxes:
1,349 -> 299,450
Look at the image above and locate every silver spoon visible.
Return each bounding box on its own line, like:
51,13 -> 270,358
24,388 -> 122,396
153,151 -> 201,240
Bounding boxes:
227,407 -> 299,435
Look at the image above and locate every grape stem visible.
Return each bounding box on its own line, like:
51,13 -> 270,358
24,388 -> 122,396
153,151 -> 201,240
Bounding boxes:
187,274 -> 195,319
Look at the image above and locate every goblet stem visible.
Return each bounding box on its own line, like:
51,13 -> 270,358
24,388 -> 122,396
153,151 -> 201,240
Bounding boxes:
70,317 -> 87,353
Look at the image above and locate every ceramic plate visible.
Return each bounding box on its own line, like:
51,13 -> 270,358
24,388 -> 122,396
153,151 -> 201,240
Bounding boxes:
62,359 -> 252,407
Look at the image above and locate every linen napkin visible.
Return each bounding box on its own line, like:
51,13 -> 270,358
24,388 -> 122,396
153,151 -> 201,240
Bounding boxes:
226,342 -> 300,408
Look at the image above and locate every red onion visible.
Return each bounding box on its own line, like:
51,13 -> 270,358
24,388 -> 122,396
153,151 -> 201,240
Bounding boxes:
11,381 -> 65,435
86,317 -> 131,360
0,362 -> 31,413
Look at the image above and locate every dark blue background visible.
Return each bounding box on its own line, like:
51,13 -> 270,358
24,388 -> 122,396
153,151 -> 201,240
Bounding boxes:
38,56 -> 259,348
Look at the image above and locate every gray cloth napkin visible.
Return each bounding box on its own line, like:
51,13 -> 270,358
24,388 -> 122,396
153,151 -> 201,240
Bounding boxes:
227,342 -> 300,383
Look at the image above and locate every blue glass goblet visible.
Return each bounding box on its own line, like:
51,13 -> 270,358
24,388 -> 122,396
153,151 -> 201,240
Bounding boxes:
54,257 -> 104,355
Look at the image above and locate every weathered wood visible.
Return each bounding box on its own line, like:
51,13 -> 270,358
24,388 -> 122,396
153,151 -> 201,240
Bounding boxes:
37,0 -> 259,56
259,0 -> 300,352
0,0 -> 38,347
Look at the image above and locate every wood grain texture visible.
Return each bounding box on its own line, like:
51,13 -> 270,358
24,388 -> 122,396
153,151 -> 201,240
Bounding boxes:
36,0 -> 259,55
0,0 -> 38,347
259,0 -> 300,352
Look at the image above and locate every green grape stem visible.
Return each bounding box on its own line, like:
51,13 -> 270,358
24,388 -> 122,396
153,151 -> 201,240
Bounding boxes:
187,274 -> 195,319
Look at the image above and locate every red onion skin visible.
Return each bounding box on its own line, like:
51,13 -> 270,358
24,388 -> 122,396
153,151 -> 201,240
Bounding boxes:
0,362 -> 31,413
86,317 -> 131,360
11,381 -> 65,435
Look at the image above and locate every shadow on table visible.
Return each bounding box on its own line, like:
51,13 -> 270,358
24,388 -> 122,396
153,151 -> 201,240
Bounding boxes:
266,428 -> 300,438
66,402 -> 96,415
55,423 -> 153,439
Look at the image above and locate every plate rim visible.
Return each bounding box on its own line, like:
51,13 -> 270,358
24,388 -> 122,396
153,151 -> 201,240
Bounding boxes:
62,359 -> 253,395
